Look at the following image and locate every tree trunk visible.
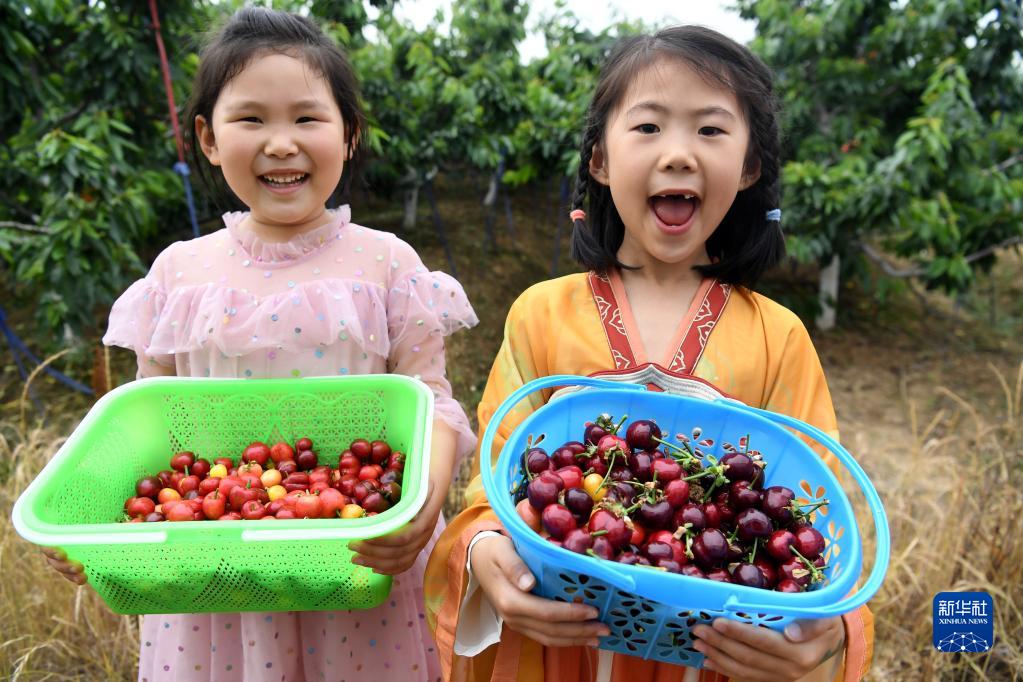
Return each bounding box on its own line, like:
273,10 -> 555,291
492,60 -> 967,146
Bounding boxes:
816,253 -> 840,330
483,173 -> 498,207
400,168 -> 419,231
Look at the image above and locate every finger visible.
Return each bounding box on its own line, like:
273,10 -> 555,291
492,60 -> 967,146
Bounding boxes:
692,621 -> 790,678
356,555 -> 415,575
41,547 -> 66,561
500,589 -> 605,629
783,617 -> 835,643
349,539 -> 417,564
692,637 -> 771,682
490,540 -> 537,592
510,615 -> 609,644
510,624 -> 602,648
351,523 -> 425,550
45,556 -> 83,576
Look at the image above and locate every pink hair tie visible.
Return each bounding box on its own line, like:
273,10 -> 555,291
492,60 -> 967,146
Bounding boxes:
569,209 -> 586,222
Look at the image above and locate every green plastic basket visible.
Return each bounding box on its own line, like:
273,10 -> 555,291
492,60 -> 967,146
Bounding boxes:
11,374 -> 434,615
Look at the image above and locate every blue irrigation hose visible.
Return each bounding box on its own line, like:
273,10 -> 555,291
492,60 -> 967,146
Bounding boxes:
174,162 -> 201,239
0,306 -> 94,396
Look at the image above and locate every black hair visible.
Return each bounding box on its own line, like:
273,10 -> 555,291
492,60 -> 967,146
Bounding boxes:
569,25 -> 785,288
184,7 -> 365,209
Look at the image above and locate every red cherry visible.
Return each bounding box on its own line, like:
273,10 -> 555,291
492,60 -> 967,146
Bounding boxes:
270,442 -> 295,464
294,493 -> 323,518
165,503 -> 194,522
295,437 -> 314,452
369,440 -> 391,464
652,457 -> 682,483
794,526 -> 826,560
240,500 -> 266,520
561,528 -> 593,554
735,508 -> 773,542
350,439 -> 372,461
541,504 -> 576,540
663,479 -> 690,508
554,465 -> 584,490
731,562 -> 766,588
242,442 -> 271,466
124,496 -> 155,518
135,476 -> 161,499
766,529 -> 798,562
169,451 -> 195,472
296,450 -> 318,470
201,491 -> 226,520
625,419 -> 662,451
776,578 -> 804,593
362,491 -> 390,514
778,556 -> 811,587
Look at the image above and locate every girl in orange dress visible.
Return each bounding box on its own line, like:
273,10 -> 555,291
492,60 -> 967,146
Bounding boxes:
425,25 -> 873,682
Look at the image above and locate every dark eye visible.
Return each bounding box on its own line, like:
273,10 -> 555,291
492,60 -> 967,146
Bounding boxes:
636,123 -> 659,134
297,117 -> 317,123
239,116 -> 261,123
699,126 -> 723,136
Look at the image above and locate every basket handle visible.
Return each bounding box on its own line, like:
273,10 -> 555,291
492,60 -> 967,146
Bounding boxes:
719,407 -> 891,619
480,375 -> 646,593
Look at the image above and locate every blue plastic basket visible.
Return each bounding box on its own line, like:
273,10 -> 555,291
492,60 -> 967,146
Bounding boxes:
481,376 -> 890,667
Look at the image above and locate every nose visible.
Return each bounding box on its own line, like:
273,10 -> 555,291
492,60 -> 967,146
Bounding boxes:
661,132 -> 698,172
263,125 -> 298,158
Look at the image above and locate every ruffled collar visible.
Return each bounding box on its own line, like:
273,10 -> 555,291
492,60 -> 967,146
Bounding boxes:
224,205 -> 351,265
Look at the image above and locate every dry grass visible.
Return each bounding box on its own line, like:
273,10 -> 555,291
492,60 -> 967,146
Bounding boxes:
859,363 -> 1023,680
0,419 -> 140,680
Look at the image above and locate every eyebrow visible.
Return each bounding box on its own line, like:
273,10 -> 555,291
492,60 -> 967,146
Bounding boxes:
223,99 -> 331,112
625,101 -> 737,120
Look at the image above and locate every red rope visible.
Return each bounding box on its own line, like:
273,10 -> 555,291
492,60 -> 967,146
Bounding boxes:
148,0 -> 185,163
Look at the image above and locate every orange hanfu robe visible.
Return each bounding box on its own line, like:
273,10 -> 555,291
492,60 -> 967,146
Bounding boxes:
425,270 -> 874,682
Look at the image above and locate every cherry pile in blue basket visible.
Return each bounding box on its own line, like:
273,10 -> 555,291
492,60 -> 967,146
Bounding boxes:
120,438 -> 406,522
515,414 -> 830,592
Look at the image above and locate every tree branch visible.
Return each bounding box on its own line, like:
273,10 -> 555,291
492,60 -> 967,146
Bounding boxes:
860,236 -> 1023,278
0,220 -> 51,235
989,153 -> 1023,174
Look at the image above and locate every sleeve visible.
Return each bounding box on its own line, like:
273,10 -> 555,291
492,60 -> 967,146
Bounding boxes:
762,316 -> 874,682
385,244 -> 480,464
423,291 -> 549,681
102,247 -> 178,380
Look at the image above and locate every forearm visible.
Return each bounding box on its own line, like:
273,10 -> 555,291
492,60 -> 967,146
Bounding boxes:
795,626 -> 846,682
428,418 -> 458,502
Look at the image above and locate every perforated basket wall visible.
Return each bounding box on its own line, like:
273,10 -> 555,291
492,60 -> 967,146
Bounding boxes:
13,375 -> 433,615
490,386 -> 864,666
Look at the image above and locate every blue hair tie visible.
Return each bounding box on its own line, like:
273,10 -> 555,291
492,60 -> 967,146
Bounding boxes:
765,208 -> 782,222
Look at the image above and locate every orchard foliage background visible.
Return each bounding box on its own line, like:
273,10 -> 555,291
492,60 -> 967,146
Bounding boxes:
1,0 -> 1021,343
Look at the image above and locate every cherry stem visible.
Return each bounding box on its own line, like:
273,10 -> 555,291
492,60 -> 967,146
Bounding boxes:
797,499 -> 830,514
747,537 -> 759,563
590,529 -> 609,537
612,415 -> 628,435
653,436 -> 699,463
789,546 -> 825,582
595,450 -> 619,495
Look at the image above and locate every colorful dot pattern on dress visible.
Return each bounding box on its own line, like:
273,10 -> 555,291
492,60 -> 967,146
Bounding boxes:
105,207 -> 477,681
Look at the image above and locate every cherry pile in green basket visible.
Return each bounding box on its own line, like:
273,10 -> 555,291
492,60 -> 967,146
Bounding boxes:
121,438 -> 406,522
515,414 -> 830,592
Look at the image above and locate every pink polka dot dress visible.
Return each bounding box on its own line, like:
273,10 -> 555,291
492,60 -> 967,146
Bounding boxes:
103,206 -> 478,682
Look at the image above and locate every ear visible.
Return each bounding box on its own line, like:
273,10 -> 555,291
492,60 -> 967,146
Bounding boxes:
195,115 -> 221,166
588,143 -> 609,186
739,158 -> 761,191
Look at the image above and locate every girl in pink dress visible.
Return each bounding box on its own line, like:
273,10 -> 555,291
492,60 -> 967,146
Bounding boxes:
51,8 -> 477,682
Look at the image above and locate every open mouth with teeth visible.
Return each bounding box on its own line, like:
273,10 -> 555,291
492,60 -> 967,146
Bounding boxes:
650,193 -> 698,226
259,173 -> 309,188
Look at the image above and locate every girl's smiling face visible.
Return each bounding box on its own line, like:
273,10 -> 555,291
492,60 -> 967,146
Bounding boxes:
196,52 -> 349,239
589,58 -> 759,275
